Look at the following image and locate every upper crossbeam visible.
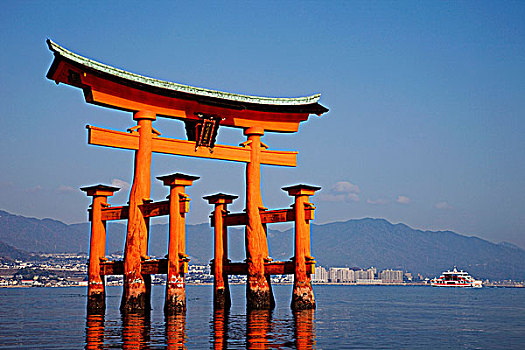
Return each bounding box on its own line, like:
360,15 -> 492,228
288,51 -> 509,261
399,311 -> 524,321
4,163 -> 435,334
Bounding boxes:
87,125 -> 297,167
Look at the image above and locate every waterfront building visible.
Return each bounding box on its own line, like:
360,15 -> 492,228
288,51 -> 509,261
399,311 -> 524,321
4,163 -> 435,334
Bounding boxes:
312,266 -> 329,283
354,269 -> 369,280
328,267 -> 355,283
356,279 -> 379,284
368,267 -> 377,278
380,269 -> 403,283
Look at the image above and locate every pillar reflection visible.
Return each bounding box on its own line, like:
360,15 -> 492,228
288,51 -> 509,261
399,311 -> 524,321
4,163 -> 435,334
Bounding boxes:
165,312 -> 187,349
85,313 -> 105,349
121,311 -> 151,349
246,309 -> 272,349
293,309 -> 316,350
212,309 -> 230,350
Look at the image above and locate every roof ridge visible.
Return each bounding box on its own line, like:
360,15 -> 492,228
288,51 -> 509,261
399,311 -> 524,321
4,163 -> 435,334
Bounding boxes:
47,39 -> 322,106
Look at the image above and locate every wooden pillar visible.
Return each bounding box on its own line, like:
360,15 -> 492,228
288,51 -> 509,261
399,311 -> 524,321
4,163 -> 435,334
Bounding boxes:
158,173 -> 199,314
204,193 -> 238,309
244,126 -> 274,310
283,184 -> 320,310
81,184 -> 119,313
121,110 -> 156,313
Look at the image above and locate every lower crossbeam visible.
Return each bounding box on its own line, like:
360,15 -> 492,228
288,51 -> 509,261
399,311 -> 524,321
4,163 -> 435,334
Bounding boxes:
211,261 -> 315,275
100,259 -> 187,275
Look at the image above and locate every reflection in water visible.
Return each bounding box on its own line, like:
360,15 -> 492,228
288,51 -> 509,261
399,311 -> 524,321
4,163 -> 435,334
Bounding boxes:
293,309 -> 316,350
165,312 -> 187,349
121,311 -> 151,349
84,299 -> 313,348
85,313 -> 105,349
246,310 -> 272,349
208,308 -> 316,350
212,309 -> 229,350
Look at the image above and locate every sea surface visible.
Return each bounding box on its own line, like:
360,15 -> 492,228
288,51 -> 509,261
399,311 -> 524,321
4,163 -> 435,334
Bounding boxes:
0,284 -> 524,349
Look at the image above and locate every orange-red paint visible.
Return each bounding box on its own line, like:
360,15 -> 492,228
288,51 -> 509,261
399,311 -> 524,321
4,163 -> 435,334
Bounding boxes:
246,310 -> 272,349
121,111 -> 156,313
48,59 -> 314,133
293,309 -> 316,350
121,311 -> 151,348
158,173 -> 199,314
81,185 -> 119,312
205,194 -> 237,309
214,260 -> 315,275
49,41 -> 327,313
212,309 -> 229,350
283,185 -> 320,310
244,127 -> 274,309
165,313 -> 187,349
85,313 -> 105,349
87,125 -> 298,166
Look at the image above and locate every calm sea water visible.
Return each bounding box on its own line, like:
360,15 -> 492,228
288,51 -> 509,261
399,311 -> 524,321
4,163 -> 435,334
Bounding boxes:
1,284 -> 524,349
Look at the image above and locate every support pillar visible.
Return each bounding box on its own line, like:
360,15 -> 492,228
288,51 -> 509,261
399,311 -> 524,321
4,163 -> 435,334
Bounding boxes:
204,193 -> 238,309
81,185 -> 119,313
158,173 -> 199,314
121,110 -> 156,313
244,126 -> 274,310
283,184 -> 320,310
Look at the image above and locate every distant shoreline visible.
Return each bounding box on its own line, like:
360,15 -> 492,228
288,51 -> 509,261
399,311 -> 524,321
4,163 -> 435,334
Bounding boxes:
2,282 -> 523,288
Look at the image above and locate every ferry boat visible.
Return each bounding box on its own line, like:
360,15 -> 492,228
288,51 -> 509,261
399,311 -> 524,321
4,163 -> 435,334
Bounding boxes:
431,267 -> 482,288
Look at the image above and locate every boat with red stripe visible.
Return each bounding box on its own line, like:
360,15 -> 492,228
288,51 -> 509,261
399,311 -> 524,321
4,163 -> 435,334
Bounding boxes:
431,267 -> 482,288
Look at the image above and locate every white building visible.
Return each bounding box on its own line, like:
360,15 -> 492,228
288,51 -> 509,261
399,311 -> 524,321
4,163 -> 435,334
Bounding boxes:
312,266 -> 329,283
329,267 -> 355,283
380,269 -> 403,283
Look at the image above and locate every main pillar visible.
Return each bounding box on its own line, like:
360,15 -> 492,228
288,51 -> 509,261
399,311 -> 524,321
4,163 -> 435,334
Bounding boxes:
121,110 -> 156,313
158,173 -> 199,314
204,193 -> 238,309
244,126 -> 274,310
283,184 -> 320,310
81,184 -> 119,313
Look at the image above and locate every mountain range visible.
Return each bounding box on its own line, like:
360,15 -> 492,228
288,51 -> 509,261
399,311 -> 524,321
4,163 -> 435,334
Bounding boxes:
1,209 -> 524,280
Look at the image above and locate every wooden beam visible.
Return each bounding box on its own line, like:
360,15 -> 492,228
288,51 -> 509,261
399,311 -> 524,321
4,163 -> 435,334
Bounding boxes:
99,206 -> 129,221
101,259 -> 171,275
212,261 -> 315,275
219,208 -> 314,227
101,259 -> 314,276
141,200 -> 170,218
95,200 -> 171,221
87,125 -> 297,167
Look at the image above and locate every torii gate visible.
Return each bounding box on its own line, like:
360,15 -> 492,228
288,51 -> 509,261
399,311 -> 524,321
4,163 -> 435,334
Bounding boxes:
46,40 -> 328,313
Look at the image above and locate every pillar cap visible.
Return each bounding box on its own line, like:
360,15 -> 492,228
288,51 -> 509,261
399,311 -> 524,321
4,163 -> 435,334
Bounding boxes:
282,184 -> 321,196
244,126 -> 265,136
80,184 -> 120,197
203,193 -> 238,204
133,110 -> 156,120
157,173 -> 200,186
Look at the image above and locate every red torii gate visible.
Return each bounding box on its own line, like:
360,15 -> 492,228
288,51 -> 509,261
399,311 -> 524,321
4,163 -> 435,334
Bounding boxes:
46,40 -> 328,313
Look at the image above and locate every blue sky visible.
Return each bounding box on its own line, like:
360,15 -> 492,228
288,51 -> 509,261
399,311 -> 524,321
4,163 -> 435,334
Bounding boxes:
1,2 -> 524,248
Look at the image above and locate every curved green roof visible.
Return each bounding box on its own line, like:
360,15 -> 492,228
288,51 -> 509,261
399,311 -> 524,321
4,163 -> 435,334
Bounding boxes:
47,39 -> 325,108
